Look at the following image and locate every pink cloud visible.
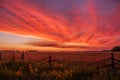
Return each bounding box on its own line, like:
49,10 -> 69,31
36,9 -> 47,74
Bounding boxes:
0,0 -> 120,50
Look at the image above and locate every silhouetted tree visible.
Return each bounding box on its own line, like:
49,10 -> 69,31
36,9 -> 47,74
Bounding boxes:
111,46 -> 120,52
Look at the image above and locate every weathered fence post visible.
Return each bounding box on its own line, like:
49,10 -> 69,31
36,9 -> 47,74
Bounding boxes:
47,55 -> 56,66
111,53 -> 115,73
21,51 -> 24,61
12,51 -> 15,62
48,55 -> 52,66
0,52 -> 1,61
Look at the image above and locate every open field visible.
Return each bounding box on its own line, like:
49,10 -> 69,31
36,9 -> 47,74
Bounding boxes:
0,51 -> 120,63
0,51 -> 120,80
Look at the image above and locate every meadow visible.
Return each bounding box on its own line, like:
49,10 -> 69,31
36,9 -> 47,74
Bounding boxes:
0,51 -> 120,80
1,51 -> 120,62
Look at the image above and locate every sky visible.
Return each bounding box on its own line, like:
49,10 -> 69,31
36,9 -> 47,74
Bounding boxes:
0,0 -> 120,51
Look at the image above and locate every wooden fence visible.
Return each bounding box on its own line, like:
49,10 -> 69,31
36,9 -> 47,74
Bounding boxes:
0,51 -> 120,71
0,51 -> 56,66
86,53 -> 120,73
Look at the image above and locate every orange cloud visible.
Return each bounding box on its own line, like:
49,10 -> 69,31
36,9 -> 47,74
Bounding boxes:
0,0 -> 120,50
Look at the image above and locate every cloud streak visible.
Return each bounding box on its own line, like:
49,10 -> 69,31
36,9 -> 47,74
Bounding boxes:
25,40 -> 102,51
0,0 -> 120,50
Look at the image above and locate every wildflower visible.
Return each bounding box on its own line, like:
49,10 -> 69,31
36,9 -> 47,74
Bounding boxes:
35,68 -> 38,72
16,67 -> 23,76
16,70 -> 22,76
29,64 -> 33,72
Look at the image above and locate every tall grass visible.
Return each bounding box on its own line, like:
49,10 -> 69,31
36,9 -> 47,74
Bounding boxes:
0,61 -> 120,80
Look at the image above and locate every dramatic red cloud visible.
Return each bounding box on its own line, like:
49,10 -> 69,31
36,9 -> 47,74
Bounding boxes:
0,0 -> 120,50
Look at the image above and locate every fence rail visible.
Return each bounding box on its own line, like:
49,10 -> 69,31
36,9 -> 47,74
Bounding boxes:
0,51 -> 120,72
86,53 -> 120,73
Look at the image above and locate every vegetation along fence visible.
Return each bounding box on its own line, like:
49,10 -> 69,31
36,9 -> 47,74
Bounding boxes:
0,51 -> 120,73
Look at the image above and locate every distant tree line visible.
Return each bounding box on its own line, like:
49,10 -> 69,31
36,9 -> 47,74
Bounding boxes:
111,46 -> 120,52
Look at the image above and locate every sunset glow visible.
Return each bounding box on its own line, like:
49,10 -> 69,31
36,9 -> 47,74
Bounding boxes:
0,0 -> 120,51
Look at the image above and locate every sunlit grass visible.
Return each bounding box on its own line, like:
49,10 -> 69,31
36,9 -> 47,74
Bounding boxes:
0,61 -> 120,80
